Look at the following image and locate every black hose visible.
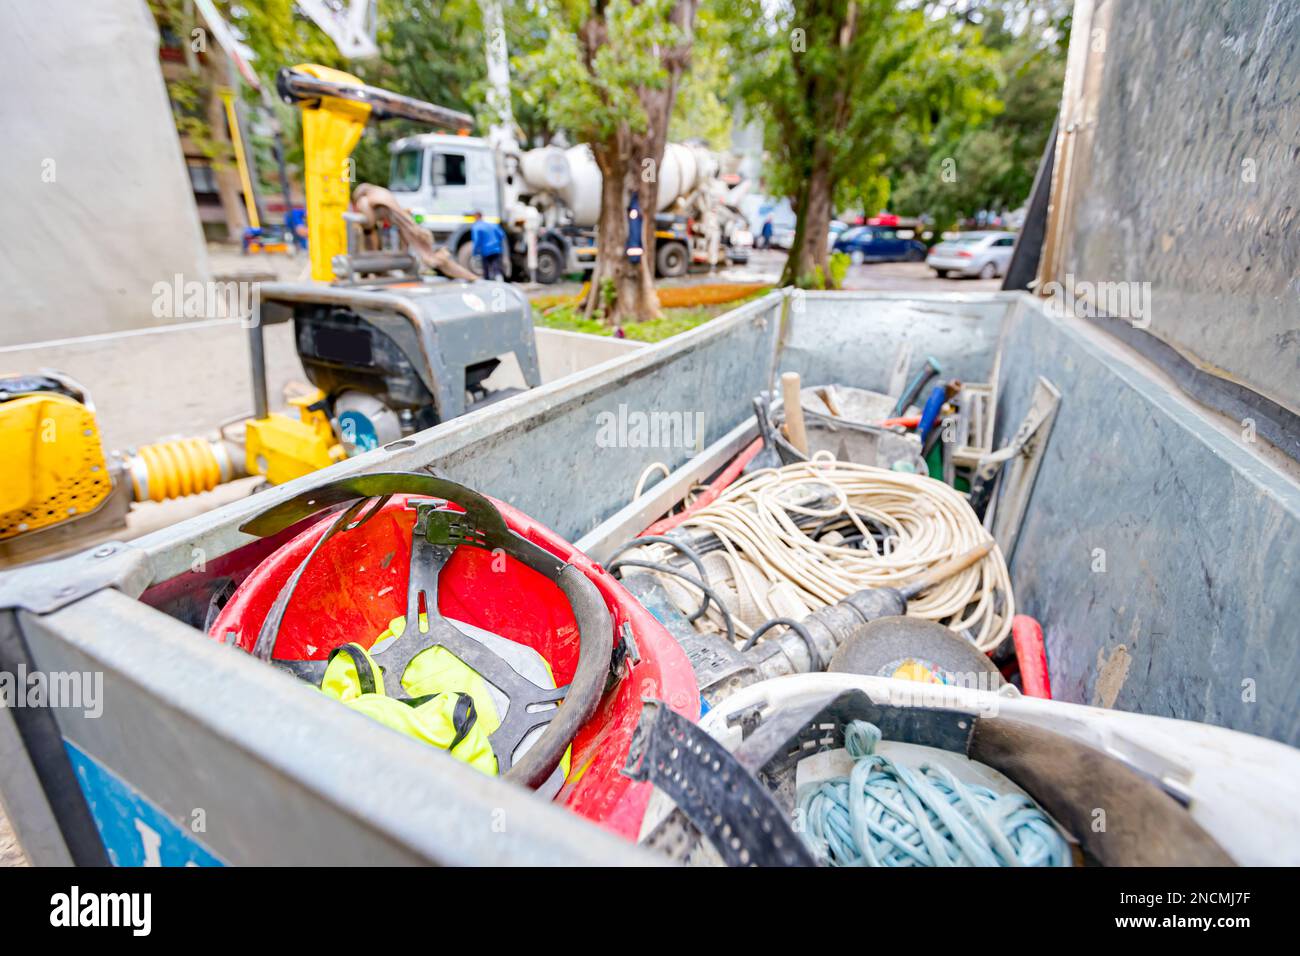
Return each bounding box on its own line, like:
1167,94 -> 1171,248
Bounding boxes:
607,558 -> 736,646
739,617 -> 823,671
894,358 -> 941,417
607,535 -> 714,622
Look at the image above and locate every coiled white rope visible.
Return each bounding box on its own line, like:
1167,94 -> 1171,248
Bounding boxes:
799,720 -> 1071,867
673,457 -> 1013,650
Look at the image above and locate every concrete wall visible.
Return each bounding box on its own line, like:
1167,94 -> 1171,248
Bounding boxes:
0,0 -> 211,346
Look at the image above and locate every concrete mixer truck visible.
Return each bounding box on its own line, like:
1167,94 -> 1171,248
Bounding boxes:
386,133 -> 752,284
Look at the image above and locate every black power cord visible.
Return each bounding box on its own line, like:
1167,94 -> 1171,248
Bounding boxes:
607,558 -> 737,646
739,617 -> 822,671
606,535 -> 715,622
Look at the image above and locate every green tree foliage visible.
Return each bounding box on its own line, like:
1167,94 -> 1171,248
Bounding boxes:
890,0 -> 1069,229
669,7 -> 733,149
516,0 -> 696,323
515,0 -> 683,148
721,0 -> 1000,287
221,0 -> 487,190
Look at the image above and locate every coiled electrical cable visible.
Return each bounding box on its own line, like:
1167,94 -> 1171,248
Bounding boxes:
673,457 -> 1013,650
798,720 -> 1071,867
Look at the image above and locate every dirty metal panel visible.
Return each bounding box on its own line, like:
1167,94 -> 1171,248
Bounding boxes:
20,590 -> 655,866
1055,0 -> 1300,415
997,298 -> 1300,746
779,292 -> 1013,395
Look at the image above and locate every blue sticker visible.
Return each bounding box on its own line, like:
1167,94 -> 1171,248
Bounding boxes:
339,410 -> 379,451
64,740 -> 225,867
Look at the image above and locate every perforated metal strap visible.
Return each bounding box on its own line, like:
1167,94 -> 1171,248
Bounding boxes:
623,700 -> 815,867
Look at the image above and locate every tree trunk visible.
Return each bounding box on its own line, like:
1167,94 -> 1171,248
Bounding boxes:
780,144 -> 835,288
779,0 -> 856,290
580,0 -> 695,325
585,137 -> 631,321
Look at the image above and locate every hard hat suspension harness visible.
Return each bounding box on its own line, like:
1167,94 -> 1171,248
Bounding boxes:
240,473 -> 614,789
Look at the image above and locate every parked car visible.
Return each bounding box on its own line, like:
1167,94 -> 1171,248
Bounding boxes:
926,231 -> 1017,279
832,225 -> 928,263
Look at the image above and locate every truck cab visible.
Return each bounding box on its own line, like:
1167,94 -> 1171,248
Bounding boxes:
389,133 -> 578,283
388,134 -> 503,263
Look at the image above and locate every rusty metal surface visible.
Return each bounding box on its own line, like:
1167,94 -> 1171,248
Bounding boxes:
1053,0 -> 1300,414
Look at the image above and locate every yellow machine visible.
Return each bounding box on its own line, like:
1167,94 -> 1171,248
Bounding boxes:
231,66 -> 488,484
0,374 -> 240,559
0,377 -> 113,541
276,64 -> 472,280
287,64 -> 372,281
244,390 -> 345,486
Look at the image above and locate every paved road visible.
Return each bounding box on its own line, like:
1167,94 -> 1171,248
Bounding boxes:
207,241 -> 1003,296
741,248 -> 1003,293
525,249 -> 1002,295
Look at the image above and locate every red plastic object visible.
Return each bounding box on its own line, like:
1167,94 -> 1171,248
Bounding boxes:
209,494 -> 700,839
640,436 -> 764,537
1011,614 -> 1052,699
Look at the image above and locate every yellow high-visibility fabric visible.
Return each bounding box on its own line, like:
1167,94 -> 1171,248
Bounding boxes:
320,633 -> 498,775
319,615 -> 571,780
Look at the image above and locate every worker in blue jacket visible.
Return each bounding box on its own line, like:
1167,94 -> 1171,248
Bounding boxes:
469,210 -> 507,281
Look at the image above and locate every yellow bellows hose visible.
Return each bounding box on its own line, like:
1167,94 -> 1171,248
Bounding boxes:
127,438 -> 241,503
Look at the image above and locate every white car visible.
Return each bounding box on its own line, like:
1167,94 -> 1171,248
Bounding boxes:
926,231 -> 1017,279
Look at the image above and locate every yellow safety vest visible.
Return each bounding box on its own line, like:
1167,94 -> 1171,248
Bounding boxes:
319,614 -> 571,779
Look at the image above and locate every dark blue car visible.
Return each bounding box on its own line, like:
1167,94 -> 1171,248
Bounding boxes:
833,225 -> 927,264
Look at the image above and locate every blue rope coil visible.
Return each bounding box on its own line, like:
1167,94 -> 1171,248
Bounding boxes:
797,720 -> 1072,867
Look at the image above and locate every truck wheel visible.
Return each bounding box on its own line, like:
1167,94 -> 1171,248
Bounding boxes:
656,241 -> 689,278
535,244 -> 564,284
457,242 -> 483,276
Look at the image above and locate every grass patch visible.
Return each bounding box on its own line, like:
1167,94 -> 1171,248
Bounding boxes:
532,283 -> 772,343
